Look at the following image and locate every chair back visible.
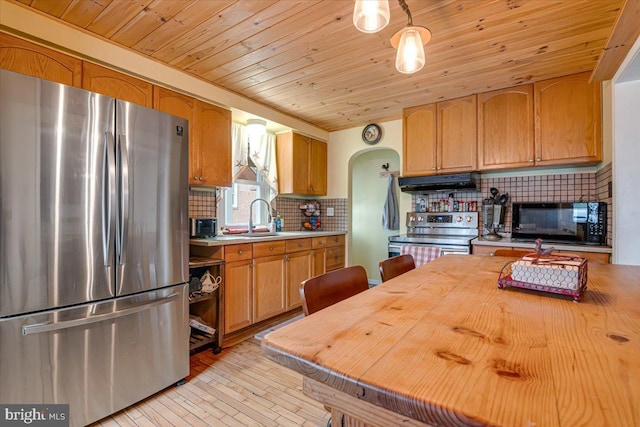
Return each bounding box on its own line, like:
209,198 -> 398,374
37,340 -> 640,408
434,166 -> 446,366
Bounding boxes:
379,254 -> 415,282
300,266 -> 369,315
493,249 -> 532,257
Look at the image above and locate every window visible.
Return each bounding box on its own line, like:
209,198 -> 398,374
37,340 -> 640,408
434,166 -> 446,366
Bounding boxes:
219,165 -> 275,228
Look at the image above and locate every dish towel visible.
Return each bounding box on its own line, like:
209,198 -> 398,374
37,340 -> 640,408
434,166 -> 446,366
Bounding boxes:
400,245 -> 442,267
382,174 -> 399,230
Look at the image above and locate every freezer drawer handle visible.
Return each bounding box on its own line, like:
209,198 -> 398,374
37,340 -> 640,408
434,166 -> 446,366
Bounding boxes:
22,292 -> 180,336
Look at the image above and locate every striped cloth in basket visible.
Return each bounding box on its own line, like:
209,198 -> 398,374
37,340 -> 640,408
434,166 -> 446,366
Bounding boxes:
400,245 -> 442,267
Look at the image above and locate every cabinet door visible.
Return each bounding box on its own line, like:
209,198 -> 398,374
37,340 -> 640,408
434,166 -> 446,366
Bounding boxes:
478,85 -> 535,170
286,251 -> 311,310
82,62 -> 153,107
309,138 -> 327,195
535,72 -> 601,165
196,100 -> 232,187
224,260 -> 252,334
403,104 -> 436,176
153,87 -> 199,185
253,255 -> 285,322
0,33 -> 82,87
276,132 -> 309,194
311,248 -> 326,277
437,95 -> 477,173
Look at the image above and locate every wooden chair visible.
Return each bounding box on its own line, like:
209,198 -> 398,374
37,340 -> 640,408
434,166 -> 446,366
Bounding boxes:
300,266 -> 369,427
493,249 -> 532,257
300,266 -> 369,316
379,254 -> 415,282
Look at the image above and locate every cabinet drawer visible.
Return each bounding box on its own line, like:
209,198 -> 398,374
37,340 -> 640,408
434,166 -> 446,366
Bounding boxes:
325,234 -> 345,247
325,246 -> 345,271
253,240 -> 286,258
312,237 -> 328,249
556,250 -> 610,264
224,244 -> 253,262
286,238 -> 312,253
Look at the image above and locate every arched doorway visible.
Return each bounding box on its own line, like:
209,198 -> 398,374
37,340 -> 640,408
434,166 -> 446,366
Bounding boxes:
349,148 -> 402,283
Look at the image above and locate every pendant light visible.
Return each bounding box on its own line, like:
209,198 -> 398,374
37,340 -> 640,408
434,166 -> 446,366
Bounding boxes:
353,0 -> 390,33
390,0 -> 431,74
353,0 -> 431,74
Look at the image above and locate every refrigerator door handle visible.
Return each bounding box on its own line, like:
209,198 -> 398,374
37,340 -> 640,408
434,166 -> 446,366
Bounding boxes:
22,292 -> 180,336
103,132 -> 116,267
117,134 -> 129,266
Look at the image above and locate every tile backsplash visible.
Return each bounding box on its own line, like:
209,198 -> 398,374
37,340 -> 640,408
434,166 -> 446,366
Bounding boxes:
411,164 -> 613,245
188,190 -> 217,218
275,197 -> 348,232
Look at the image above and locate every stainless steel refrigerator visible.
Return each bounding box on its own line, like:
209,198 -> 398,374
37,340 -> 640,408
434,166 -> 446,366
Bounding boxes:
0,69 -> 190,426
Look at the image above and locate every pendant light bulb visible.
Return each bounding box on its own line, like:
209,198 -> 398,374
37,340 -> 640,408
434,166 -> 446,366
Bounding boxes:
391,26 -> 431,74
353,0 -> 390,33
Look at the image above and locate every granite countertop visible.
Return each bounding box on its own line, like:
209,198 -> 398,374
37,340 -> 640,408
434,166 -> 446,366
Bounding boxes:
472,236 -> 612,253
190,230 -> 346,247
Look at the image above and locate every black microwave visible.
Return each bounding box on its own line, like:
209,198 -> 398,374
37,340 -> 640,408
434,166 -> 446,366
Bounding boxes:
189,218 -> 217,238
511,202 -> 607,245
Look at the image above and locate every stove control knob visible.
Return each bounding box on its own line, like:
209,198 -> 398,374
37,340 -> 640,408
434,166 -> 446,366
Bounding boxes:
466,216 -> 473,222
456,216 -> 463,222
417,216 -> 424,222
409,216 -> 416,222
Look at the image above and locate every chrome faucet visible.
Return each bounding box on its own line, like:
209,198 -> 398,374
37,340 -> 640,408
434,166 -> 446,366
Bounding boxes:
248,198 -> 272,234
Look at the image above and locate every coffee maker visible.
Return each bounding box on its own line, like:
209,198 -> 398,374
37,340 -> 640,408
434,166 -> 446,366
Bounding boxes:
482,188 -> 508,240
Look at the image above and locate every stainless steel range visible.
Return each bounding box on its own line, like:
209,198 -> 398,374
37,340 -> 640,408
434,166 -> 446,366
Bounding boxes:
389,212 -> 479,256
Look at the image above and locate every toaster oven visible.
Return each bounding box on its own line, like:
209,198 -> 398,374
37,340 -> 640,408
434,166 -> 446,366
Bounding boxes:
189,218 -> 217,238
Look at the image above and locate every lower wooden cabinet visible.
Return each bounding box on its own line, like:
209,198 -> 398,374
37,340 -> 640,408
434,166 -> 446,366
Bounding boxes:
285,249 -> 312,310
223,235 -> 344,336
224,259 -> 253,334
312,235 -> 346,276
253,253 -> 286,323
472,244 -> 610,264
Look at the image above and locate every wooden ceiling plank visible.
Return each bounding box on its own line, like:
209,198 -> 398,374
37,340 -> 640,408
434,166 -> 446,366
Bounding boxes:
192,2 -> 351,80
29,0 -> 73,17
59,0 -> 112,28
86,0 -> 155,39
590,0 -> 640,81
214,0 -> 615,94
151,0 -> 278,64
133,0 -> 236,56
169,0 -> 301,69
238,22 -> 610,104
110,0 -> 197,48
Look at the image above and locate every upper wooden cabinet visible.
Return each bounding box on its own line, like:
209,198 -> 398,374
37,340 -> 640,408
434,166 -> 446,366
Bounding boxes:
535,72 -> 601,166
0,33 -> 82,87
403,104 -> 436,175
82,62 -> 153,107
196,100 -> 232,187
437,95 -> 477,173
276,132 -> 327,196
154,86 -> 231,187
478,85 -> 535,170
403,95 -> 476,176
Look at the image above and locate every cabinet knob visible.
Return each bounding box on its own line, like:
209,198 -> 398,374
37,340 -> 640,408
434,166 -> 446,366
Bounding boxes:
432,167 -> 436,170
193,176 -> 198,180
536,158 -> 541,162
269,247 -> 274,251
238,250 -> 243,255
490,252 -> 495,256
199,176 -> 204,181
528,159 -> 534,163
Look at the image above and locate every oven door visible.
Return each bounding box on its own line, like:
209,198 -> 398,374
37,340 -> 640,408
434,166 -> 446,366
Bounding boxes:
388,242 -> 471,257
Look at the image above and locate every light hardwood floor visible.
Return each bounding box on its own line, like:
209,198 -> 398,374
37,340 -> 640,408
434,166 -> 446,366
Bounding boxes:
92,340 -> 329,427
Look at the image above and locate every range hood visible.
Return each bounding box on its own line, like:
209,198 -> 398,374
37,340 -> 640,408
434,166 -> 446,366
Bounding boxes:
398,173 -> 477,193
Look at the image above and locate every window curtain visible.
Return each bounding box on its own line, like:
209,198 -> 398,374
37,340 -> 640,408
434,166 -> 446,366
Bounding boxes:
231,122 -> 279,198
248,132 -> 278,197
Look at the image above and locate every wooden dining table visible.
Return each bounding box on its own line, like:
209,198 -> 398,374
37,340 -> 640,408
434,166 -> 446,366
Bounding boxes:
261,255 -> 640,427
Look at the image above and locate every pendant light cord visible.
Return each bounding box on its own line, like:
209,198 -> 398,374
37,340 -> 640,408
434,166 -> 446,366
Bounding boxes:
398,0 -> 413,26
